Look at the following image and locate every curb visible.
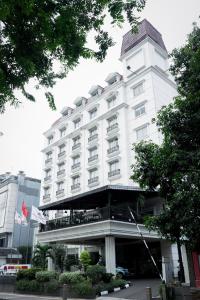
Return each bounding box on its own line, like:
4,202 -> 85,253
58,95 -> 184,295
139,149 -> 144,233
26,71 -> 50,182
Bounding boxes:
100,283 -> 130,296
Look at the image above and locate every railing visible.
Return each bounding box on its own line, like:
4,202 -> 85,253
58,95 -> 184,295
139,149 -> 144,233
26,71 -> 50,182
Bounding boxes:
108,169 -> 120,178
71,183 -> 80,190
88,176 -> 99,185
39,206 -> 140,232
45,158 -> 52,164
88,134 -> 98,143
72,143 -> 81,151
107,123 -> 118,133
88,154 -> 98,163
58,151 -> 66,158
44,176 -> 51,182
107,145 -> 119,154
56,189 -> 64,196
57,169 -> 65,176
71,162 -> 80,170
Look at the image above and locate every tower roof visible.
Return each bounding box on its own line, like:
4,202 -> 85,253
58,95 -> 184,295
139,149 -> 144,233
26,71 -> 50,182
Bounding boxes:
121,19 -> 167,57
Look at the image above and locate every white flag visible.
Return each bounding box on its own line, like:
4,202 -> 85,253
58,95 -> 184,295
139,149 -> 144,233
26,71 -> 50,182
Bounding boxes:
30,205 -> 46,224
21,214 -> 28,226
15,211 -> 22,224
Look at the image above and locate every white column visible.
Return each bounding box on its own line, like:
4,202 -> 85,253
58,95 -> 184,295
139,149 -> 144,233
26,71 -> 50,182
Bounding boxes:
47,257 -> 54,271
161,240 -> 173,283
181,245 -> 190,284
105,236 -> 116,275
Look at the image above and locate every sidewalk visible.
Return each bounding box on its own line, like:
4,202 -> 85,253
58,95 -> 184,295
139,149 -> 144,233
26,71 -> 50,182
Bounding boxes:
0,293 -> 61,300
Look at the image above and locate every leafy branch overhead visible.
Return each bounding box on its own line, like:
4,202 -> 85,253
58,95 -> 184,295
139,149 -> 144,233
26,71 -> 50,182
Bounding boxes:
0,0 -> 146,112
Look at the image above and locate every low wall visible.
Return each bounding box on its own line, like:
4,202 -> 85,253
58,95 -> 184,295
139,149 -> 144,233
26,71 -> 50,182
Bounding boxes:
0,276 -> 16,293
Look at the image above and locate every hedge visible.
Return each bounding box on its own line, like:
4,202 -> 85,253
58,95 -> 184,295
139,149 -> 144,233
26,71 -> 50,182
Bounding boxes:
59,271 -> 85,284
35,271 -> 58,282
86,265 -> 106,284
16,268 -> 42,281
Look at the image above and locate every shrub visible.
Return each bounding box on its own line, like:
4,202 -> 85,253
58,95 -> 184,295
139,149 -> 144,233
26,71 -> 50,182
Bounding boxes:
110,278 -> 127,288
95,279 -> 127,294
102,272 -> 114,283
35,271 -> 58,282
80,251 -> 91,271
59,271 -> 84,284
72,280 -> 94,297
17,268 -> 42,281
86,265 -> 106,284
16,279 -> 41,292
44,279 -> 60,293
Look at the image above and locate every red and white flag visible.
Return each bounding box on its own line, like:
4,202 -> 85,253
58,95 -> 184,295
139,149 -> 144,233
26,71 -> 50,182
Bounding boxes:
22,201 -> 29,218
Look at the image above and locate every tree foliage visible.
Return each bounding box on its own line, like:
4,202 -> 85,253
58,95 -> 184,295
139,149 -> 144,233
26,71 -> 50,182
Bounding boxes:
32,243 -> 52,270
50,244 -> 66,272
0,0 -> 146,112
131,22 -> 200,252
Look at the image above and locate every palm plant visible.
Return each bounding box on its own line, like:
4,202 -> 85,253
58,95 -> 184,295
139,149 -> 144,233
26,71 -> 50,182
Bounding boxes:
32,243 -> 52,270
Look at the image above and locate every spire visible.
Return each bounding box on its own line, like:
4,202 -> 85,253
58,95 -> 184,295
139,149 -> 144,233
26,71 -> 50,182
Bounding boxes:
121,19 -> 167,57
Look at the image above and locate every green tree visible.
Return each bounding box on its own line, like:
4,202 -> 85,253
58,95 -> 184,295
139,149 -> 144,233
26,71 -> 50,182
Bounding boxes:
131,22 -> 200,283
51,244 -> 66,272
80,250 -> 91,272
32,243 -> 52,270
0,0 -> 145,112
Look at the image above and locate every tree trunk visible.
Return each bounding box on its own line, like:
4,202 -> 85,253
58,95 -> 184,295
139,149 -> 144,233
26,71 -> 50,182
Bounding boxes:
176,237 -> 185,283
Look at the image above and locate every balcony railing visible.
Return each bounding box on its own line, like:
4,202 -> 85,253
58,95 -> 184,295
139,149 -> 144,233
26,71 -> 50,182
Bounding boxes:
108,169 -> 120,178
57,170 -> 65,177
88,154 -> 98,163
58,151 -> 66,158
39,206 -> 139,232
45,158 -> 52,164
88,134 -> 98,143
56,189 -> 64,196
72,143 -> 81,151
88,176 -> 99,185
71,183 -> 80,190
107,123 -> 118,133
44,176 -> 51,182
107,145 -> 119,154
71,162 -> 80,170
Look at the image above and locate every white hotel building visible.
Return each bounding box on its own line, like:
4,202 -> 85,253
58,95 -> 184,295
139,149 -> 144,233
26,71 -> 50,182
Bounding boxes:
37,20 -> 191,283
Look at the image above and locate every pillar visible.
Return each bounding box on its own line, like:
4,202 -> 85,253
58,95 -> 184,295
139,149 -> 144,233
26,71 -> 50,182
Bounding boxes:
181,245 -> 190,284
47,257 -> 54,271
105,236 -> 116,275
161,240 -> 173,283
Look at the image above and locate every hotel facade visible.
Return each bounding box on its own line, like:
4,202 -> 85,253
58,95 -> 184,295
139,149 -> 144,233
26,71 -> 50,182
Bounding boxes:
37,20 -> 191,283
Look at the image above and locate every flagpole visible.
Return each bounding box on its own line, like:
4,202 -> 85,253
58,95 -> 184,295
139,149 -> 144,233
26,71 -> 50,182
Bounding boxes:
25,220 -> 31,264
11,210 -> 17,264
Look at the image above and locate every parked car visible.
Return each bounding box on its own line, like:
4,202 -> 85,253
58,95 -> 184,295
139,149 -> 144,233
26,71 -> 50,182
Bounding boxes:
116,266 -> 129,278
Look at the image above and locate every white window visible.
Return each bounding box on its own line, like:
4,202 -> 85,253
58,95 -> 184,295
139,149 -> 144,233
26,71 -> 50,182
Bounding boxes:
136,125 -> 148,141
89,147 -> 97,158
133,82 -> 144,97
45,169 -> 51,177
58,163 -> 65,171
57,181 -> 64,191
108,115 -> 117,127
89,126 -> 97,137
109,160 -> 119,172
73,176 -> 80,185
134,103 -> 146,118
58,144 -> 65,153
73,118 -> 81,129
89,107 -> 97,119
44,187 -> 50,196
89,168 -> 98,179
107,95 -> 116,109
60,127 -> 66,137
108,137 -> 118,149
73,155 -> 80,164
73,135 -> 80,145
46,151 -> 52,159
47,135 -> 53,145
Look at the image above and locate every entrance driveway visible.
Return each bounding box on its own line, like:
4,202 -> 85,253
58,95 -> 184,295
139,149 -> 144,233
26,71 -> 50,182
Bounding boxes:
101,279 -> 161,300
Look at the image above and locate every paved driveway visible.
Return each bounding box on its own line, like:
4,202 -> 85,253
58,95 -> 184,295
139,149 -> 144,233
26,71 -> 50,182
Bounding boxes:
101,279 -> 161,300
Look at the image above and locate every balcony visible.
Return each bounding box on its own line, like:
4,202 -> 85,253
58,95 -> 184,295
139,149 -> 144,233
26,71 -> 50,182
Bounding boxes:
39,206 -> 138,233
71,162 -> 80,170
56,189 -> 64,196
44,176 -> 51,182
43,194 -> 50,203
57,170 -> 65,177
88,176 -> 99,186
71,183 -> 80,191
107,145 -> 119,154
58,151 -> 66,158
72,143 -> 81,151
107,123 -> 118,133
88,134 -> 98,143
88,154 -> 98,163
108,169 -> 120,178
45,158 -> 52,164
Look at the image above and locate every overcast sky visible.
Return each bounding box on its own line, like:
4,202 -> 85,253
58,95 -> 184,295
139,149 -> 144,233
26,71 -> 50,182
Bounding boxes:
0,0 -> 200,180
